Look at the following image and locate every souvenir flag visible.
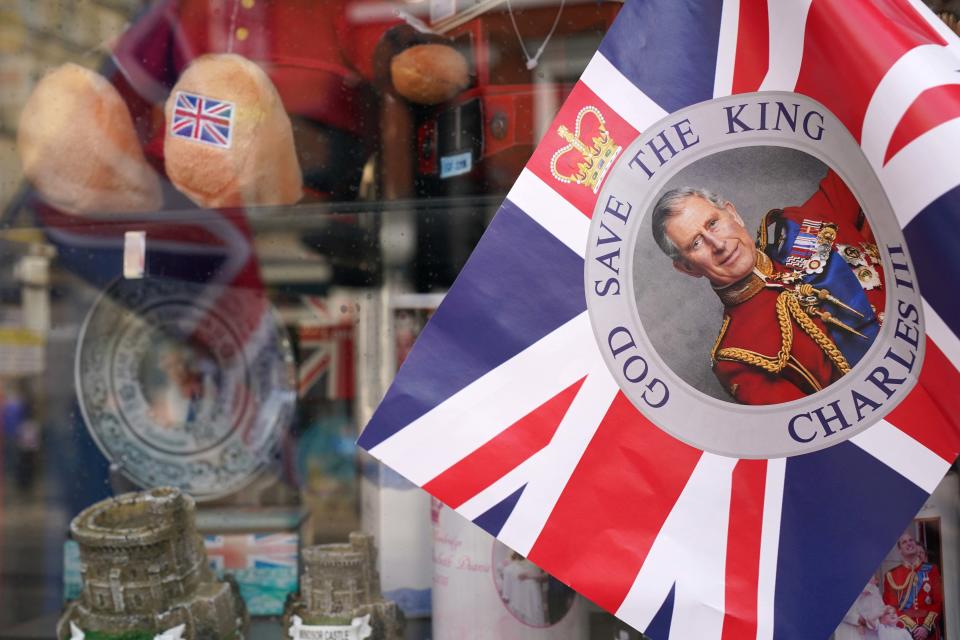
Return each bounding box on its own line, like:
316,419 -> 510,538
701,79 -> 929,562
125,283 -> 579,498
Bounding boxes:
205,533 -> 299,571
359,0 -> 960,638
297,296 -> 356,400
170,91 -> 234,149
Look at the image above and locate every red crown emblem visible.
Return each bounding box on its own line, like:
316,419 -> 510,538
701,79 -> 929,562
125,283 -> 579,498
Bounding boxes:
550,106 -> 622,193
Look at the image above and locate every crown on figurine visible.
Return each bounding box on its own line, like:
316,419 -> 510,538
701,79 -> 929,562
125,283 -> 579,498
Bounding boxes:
549,106 -> 621,193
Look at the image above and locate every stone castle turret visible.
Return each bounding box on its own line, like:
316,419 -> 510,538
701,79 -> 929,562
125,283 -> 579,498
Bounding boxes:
285,533 -> 403,639
57,487 -> 246,639
301,532 -> 380,614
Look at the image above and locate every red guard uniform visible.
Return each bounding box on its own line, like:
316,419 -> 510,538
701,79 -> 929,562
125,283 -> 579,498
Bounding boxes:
883,562 -> 944,639
711,171 -> 886,405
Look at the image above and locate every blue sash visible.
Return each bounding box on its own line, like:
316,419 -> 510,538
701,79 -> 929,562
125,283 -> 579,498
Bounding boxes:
765,217 -> 879,368
898,563 -> 932,611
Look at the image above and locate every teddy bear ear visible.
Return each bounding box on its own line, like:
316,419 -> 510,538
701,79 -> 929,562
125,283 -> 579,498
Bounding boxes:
17,63 -> 163,215
163,54 -> 303,209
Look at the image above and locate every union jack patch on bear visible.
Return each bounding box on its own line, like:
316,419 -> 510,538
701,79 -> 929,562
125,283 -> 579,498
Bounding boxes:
170,91 -> 234,149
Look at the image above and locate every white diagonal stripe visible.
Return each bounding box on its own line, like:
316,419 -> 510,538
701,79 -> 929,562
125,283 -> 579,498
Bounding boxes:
580,52 -> 668,132
455,452 -> 541,521
851,419 -> 951,493
455,356 -> 616,524
496,363 -> 620,555
369,312 -> 596,484
616,453 -> 736,640
879,118 -> 960,228
298,348 -> 330,388
507,170 -> 590,257
758,0 -> 813,92
755,457 -> 786,640
713,0 -> 741,98
903,0 -> 960,47
861,43 -> 960,169
924,298 -> 960,371
455,358 -> 616,525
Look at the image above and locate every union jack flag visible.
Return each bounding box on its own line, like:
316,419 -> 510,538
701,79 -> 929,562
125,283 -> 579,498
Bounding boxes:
205,533 -> 299,571
170,91 -> 234,149
359,1 -> 960,638
297,297 -> 356,400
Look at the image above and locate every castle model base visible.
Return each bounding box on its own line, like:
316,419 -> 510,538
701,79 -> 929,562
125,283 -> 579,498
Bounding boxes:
58,579 -> 245,639
56,488 -> 247,640
282,532 -> 403,640
283,599 -> 404,640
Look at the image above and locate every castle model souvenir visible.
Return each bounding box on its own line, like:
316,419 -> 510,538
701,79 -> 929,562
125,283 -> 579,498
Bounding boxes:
57,488 -> 247,639
284,533 -> 403,640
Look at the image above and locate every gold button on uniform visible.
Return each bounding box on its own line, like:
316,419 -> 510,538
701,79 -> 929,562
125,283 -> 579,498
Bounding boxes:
241,0 -> 255,8
236,26 -> 249,41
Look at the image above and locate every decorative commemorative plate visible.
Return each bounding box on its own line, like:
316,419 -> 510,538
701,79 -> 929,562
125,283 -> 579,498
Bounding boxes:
76,277 -> 296,500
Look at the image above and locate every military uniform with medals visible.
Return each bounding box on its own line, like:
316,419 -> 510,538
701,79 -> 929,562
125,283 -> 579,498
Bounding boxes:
710,171 -> 885,404
883,560 -> 943,639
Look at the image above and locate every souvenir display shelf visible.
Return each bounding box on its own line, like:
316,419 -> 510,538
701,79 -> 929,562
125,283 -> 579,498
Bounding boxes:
4,0 -> 960,638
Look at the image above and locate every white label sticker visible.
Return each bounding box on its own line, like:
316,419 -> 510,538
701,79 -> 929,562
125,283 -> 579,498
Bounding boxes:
440,151 -> 472,179
155,624 -> 186,640
288,614 -> 372,640
123,230 -> 146,279
70,622 -> 185,640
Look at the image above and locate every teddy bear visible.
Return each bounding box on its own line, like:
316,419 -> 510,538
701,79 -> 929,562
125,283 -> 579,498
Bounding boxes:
18,0 -> 470,214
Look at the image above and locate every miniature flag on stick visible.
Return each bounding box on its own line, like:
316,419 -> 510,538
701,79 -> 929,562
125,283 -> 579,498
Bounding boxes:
359,0 -> 960,638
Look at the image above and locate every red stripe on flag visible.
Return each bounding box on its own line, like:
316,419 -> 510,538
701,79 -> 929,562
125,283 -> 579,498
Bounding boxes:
337,336 -> 355,399
423,377 -> 586,508
794,0 -> 945,142
720,459 -> 767,640
208,125 -> 228,145
526,393 -> 703,613
199,114 -> 231,127
300,326 -> 352,342
886,336 -> 960,462
884,83 -> 960,164
732,0 -> 769,94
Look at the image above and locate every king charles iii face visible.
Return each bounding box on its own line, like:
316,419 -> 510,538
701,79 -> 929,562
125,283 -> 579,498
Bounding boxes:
664,195 -> 757,287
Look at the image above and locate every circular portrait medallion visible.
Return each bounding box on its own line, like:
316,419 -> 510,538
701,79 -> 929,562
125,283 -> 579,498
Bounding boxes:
585,92 -> 924,458
76,277 -> 296,499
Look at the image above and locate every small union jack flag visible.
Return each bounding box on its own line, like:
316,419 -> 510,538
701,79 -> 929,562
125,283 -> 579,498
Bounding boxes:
297,297 -> 356,401
170,91 -> 234,149
205,533 -> 298,571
